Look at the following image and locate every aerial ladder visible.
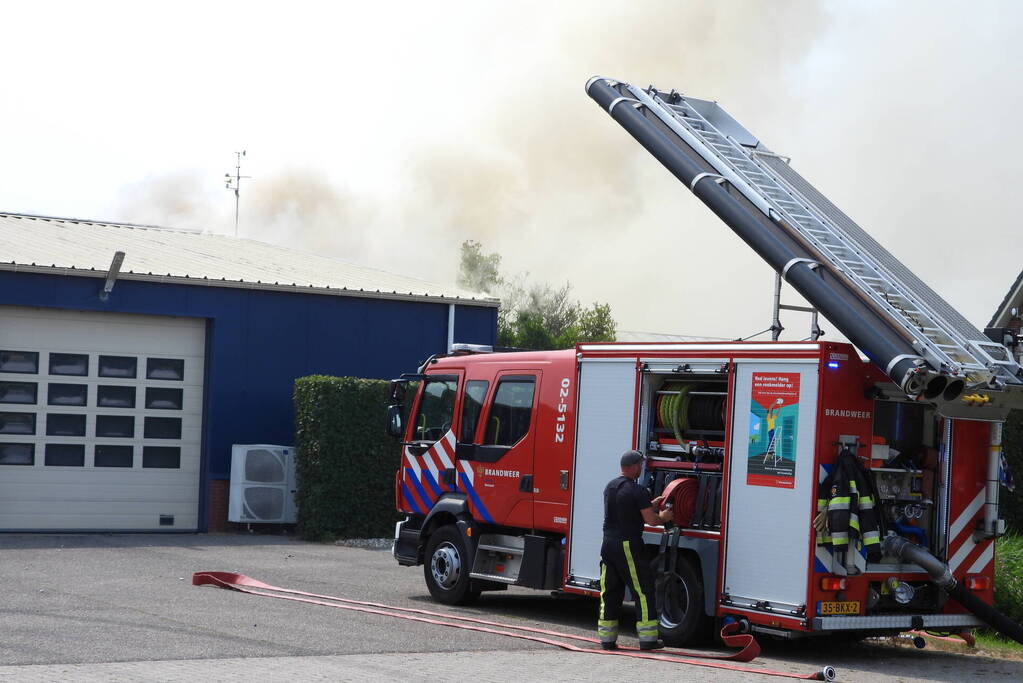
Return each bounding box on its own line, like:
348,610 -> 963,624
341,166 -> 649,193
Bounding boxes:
586,77 -> 1023,416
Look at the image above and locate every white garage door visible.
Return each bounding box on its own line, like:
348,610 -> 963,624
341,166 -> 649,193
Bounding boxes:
0,306 -> 205,531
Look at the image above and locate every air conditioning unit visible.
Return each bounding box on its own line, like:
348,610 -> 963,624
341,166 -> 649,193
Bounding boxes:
228,444 -> 297,524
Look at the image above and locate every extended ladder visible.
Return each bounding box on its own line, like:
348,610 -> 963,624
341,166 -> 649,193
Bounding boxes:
622,84 -> 1019,388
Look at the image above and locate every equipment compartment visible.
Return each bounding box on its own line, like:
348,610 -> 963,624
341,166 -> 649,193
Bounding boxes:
869,400 -> 940,563
638,368 -> 730,531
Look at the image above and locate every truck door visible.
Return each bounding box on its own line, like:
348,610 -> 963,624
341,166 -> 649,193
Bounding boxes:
458,371 -> 539,528
722,361 -> 819,613
401,372 -> 462,515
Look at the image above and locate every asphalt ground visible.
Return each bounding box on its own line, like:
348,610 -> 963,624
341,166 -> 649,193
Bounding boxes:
1,533 -> 1022,681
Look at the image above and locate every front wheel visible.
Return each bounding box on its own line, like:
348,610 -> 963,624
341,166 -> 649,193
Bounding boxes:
423,524 -> 480,605
654,555 -> 708,645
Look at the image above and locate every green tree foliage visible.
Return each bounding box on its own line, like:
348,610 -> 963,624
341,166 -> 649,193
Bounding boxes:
458,240 -> 616,350
293,375 -> 402,540
578,302 -> 616,343
456,239 -> 502,294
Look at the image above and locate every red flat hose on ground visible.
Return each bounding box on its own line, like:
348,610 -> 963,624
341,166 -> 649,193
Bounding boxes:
192,571 -> 835,680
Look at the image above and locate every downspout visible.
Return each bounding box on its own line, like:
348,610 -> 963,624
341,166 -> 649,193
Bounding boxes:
447,304 -> 455,354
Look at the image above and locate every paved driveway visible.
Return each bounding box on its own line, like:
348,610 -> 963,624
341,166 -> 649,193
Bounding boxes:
1,534 -> 1021,681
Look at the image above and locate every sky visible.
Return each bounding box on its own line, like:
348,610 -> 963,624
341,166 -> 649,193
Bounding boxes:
2,0 -> 1022,341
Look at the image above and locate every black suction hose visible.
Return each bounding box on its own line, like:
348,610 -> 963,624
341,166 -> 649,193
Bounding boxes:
882,535 -> 1023,644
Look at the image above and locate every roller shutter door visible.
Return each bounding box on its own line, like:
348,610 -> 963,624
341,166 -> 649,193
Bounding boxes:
0,306 -> 205,530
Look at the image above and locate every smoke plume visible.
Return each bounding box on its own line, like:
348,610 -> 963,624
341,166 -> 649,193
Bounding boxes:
109,1 -> 1023,340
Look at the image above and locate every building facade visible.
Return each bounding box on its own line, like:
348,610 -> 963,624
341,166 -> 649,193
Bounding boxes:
0,213 -> 497,531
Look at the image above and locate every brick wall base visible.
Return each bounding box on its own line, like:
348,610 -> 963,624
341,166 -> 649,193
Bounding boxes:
207,479 -> 231,532
205,478 -> 297,534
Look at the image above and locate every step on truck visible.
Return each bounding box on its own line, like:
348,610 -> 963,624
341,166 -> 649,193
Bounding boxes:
388,77 -> 1023,644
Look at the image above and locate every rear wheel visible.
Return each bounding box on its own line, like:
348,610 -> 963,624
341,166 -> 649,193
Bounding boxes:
423,524 -> 480,605
654,555 -> 708,645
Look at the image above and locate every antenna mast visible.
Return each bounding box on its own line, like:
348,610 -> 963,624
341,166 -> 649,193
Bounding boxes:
224,150 -> 251,237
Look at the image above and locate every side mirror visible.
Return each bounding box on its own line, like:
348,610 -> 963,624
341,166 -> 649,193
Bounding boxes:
386,404 -> 404,439
390,380 -> 407,403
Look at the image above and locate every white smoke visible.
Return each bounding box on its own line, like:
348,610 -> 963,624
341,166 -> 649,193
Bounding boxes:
108,1 -> 1023,340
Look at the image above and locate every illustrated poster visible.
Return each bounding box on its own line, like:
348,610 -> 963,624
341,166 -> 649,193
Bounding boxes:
746,372 -> 800,489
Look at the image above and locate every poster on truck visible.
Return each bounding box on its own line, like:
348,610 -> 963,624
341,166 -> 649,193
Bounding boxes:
746,372 -> 800,488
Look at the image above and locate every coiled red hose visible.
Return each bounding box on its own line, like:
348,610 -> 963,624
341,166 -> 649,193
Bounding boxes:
660,476 -> 699,527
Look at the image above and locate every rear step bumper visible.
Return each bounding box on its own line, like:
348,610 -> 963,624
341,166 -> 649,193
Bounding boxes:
813,613 -> 983,631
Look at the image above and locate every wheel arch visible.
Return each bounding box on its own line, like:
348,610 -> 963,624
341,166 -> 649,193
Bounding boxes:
645,533 -> 719,617
420,494 -> 474,562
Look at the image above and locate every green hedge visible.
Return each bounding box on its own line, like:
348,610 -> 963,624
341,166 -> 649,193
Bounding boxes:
293,375 -> 402,541
1002,410 -> 1023,533
995,534 -> 1023,624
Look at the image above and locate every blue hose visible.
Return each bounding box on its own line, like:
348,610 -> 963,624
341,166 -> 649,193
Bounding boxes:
892,519 -> 927,547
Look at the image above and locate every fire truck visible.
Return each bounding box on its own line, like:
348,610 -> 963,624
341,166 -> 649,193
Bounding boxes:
388,77 -> 1023,644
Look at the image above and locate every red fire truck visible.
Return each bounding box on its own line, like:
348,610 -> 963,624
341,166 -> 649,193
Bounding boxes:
389,77 -> 1023,644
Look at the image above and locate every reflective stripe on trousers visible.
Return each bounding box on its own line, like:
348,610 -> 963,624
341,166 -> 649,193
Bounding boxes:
598,537 -> 658,644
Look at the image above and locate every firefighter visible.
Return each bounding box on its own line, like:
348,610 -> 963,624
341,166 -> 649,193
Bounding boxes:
597,449 -> 673,651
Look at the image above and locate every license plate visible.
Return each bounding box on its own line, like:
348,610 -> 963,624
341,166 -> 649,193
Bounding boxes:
819,601 -> 860,615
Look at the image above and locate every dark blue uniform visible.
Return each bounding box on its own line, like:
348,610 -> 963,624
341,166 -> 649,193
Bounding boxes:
597,475 -> 658,647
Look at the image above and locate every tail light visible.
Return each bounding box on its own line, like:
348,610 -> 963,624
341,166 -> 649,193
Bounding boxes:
965,575 -> 991,591
820,577 -> 847,591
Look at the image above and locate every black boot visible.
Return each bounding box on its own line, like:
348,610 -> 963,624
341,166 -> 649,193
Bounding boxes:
639,639 -> 665,651
600,641 -> 618,651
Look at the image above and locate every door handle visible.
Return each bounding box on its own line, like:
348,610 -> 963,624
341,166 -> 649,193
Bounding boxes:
519,474 -> 534,492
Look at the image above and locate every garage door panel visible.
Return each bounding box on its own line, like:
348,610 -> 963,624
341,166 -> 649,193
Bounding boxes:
0,483 -> 198,505
0,511 -> 199,531
0,306 -> 205,531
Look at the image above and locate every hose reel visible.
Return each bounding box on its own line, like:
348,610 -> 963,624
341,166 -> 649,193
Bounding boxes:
656,382 -> 726,445
659,476 -> 699,527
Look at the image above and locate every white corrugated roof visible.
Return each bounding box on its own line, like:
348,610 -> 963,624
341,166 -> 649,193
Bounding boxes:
616,330 -> 728,343
0,212 -> 497,307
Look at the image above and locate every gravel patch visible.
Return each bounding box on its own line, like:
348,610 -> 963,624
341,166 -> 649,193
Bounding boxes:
333,537 -> 392,550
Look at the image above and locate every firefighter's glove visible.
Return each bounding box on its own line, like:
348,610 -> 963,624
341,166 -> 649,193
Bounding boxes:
813,509 -> 828,534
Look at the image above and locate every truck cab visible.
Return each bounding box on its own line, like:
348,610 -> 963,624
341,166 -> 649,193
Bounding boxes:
391,349 -> 576,604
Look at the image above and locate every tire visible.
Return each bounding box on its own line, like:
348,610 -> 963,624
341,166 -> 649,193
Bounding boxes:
423,524 -> 480,605
653,555 -> 708,645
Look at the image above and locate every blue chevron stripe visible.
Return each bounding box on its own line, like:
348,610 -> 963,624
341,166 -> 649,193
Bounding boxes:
422,467 -> 445,498
406,468 -> 434,508
401,482 -> 424,515
459,472 -> 494,524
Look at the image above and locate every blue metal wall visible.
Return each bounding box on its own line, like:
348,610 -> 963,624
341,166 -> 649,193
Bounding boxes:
0,270 -> 497,521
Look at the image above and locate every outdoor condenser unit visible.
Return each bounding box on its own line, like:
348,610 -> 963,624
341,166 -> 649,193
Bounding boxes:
228,444 -> 297,524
